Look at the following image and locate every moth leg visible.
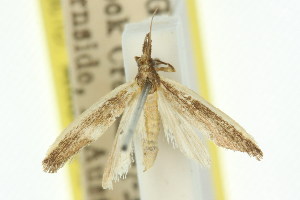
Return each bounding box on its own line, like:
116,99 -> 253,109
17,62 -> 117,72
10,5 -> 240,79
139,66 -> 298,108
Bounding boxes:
135,56 -> 140,62
143,92 -> 160,171
153,58 -> 176,72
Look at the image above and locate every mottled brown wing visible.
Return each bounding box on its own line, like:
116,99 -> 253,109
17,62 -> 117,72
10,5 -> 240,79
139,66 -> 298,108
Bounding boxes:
42,81 -> 139,173
159,77 -> 263,160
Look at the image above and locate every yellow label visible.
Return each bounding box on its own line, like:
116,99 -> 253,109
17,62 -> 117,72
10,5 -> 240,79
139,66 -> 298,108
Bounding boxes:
39,0 -> 83,199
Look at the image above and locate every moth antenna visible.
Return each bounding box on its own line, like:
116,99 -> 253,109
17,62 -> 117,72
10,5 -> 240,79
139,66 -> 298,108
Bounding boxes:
145,8 -> 159,56
149,8 -> 159,38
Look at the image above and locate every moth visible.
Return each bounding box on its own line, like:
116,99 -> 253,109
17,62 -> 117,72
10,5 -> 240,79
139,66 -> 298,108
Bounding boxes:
42,12 -> 263,190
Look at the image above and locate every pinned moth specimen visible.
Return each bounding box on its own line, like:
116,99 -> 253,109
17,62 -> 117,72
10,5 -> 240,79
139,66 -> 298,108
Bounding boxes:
42,12 -> 263,190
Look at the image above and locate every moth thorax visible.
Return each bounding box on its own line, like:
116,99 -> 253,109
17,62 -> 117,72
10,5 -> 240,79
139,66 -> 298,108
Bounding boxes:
136,65 -> 160,94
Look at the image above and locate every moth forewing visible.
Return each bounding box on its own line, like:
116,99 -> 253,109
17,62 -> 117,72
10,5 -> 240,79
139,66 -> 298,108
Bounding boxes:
102,94 -> 140,190
42,81 -> 139,173
159,77 -> 263,160
158,89 -> 210,166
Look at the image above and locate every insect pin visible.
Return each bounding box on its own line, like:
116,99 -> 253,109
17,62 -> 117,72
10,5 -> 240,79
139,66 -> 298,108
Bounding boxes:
42,10 -> 263,190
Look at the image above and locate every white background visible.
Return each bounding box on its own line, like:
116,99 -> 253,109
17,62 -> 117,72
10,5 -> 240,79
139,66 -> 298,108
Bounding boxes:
0,0 -> 299,200
0,1 -> 70,200
197,0 -> 300,199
